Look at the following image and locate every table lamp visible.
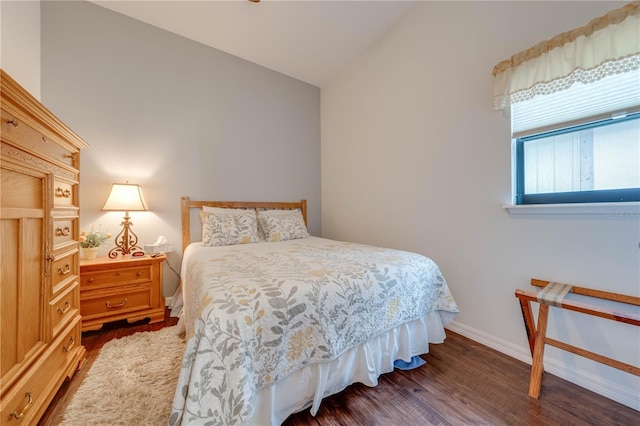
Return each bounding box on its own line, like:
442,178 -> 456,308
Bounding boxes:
102,182 -> 148,258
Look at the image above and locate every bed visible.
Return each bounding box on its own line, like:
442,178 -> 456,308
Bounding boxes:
170,198 -> 458,425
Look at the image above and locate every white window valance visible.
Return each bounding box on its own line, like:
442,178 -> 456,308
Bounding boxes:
493,1 -> 640,112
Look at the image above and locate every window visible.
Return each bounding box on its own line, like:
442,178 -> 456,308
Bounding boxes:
515,112 -> 640,204
492,2 -> 640,206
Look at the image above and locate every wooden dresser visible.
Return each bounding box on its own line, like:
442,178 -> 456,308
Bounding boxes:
79,254 -> 166,331
1,70 -> 87,424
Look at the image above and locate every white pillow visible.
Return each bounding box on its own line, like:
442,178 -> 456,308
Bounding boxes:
257,209 -> 309,242
200,210 -> 260,247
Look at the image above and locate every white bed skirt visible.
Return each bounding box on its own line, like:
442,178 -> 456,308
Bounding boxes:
244,309 -> 455,425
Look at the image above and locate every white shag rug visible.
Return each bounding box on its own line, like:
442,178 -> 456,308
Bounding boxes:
61,326 -> 185,426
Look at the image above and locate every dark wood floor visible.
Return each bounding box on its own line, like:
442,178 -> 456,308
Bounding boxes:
41,311 -> 638,425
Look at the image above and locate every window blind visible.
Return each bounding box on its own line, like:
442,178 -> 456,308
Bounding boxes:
512,67 -> 640,138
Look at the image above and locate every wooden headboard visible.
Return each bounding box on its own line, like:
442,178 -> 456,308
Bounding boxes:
181,197 -> 308,253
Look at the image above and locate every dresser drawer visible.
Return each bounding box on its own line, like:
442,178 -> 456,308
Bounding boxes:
1,108 -> 78,169
81,265 -> 152,289
81,285 -> 153,319
51,251 -> 78,293
56,320 -> 82,368
53,180 -> 77,207
52,217 -> 77,248
49,282 -> 79,338
0,319 -> 81,425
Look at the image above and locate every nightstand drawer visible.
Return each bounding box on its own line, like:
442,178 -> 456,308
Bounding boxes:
81,265 -> 151,288
80,285 -> 153,319
79,255 -> 165,331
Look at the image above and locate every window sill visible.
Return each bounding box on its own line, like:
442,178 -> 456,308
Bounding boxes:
503,202 -> 640,216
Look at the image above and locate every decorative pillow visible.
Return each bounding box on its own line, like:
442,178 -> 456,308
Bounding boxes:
257,209 -> 309,242
203,206 -> 266,240
202,206 -> 251,215
200,210 -> 260,247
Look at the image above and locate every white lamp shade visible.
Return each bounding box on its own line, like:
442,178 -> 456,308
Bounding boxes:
102,183 -> 148,212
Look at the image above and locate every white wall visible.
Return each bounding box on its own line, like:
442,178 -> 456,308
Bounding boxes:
41,1 -> 321,300
0,0 -> 41,98
322,1 -> 639,409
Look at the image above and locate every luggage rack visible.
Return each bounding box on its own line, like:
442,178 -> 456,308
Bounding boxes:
515,278 -> 640,398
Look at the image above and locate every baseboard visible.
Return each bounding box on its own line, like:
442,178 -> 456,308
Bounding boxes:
445,320 -> 640,411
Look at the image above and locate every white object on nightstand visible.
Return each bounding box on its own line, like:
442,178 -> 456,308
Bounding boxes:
144,235 -> 174,255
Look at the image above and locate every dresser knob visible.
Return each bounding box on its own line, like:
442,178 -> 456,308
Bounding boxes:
87,277 -> 95,283
6,118 -> 19,127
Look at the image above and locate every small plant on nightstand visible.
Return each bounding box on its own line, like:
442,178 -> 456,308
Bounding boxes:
80,225 -> 111,259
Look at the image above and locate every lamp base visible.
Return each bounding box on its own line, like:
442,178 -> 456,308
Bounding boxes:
108,214 -> 142,259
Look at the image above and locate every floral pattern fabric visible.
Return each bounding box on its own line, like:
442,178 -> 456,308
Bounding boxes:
257,210 -> 309,242
170,237 -> 458,425
200,210 -> 260,247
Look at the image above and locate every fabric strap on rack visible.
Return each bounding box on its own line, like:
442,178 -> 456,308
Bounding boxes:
536,282 -> 573,307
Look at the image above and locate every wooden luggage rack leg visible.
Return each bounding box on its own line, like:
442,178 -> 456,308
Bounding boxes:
515,278 -> 640,399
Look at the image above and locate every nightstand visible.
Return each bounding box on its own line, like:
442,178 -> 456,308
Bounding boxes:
79,254 -> 166,332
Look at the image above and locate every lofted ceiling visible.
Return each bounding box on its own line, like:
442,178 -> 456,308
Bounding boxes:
89,0 -> 418,87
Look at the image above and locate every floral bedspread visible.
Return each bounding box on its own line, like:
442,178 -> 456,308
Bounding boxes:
170,237 -> 458,425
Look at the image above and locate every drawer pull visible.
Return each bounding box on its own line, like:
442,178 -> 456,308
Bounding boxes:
106,298 -> 128,309
87,277 -> 95,283
56,226 -> 71,236
6,117 -> 19,127
55,187 -> 72,198
63,153 -> 78,161
136,272 -> 142,277
9,392 -> 32,420
57,300 -> 71,315
57,264 -> 71,275
63,337 -> 75,352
